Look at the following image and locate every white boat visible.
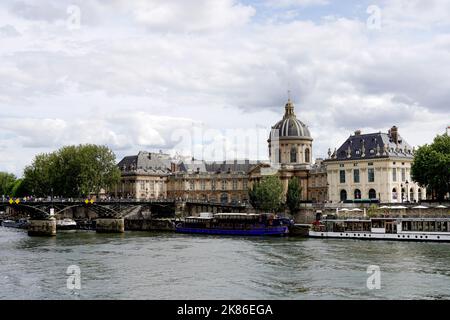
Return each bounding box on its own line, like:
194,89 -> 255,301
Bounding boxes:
1,218 -> 29,229
309,217 -> 450,242
56,218 -> 77,230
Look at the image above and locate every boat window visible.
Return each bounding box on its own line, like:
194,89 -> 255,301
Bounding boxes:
430,221 -> 436,232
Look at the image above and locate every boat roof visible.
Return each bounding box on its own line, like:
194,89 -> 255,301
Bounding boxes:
324,217 -> 450,222
185,216 -> 214,220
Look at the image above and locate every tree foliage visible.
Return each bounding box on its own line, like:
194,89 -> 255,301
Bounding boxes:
411,134 -> 450,200
0,172 -> 17,196
23,144 -> 121,197
248,175 -> 284,213
286,177 -> 302,214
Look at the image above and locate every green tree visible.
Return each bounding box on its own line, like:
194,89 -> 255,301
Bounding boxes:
23,144 -> 121,198
0,172 -> 17,196
411,133 -> 450,201
10,179 -> 29,197
248,175 -> 284,213
286,177 -> 302,214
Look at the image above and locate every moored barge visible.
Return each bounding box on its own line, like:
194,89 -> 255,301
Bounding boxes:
175,213 -> 291,236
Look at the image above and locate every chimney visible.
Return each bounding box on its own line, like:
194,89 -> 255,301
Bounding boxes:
355,130 -> 361,136
390,126 -> 399,144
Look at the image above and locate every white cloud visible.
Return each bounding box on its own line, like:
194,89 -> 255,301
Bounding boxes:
0,0 -> 449,176
264,0 -> 329,7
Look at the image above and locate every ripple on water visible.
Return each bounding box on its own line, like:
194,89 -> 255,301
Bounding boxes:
3,230 -> 450,299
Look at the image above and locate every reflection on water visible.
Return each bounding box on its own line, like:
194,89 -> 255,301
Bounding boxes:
1,227 -> 450,299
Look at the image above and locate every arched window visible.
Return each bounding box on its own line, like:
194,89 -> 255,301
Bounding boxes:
369,189 -> 376,199
290,147 -> 297,163
409,188 -> 414,202
392,188 -> 397,201
354,189 -> 361,199
401,188 -> 406,202
305,148 -> 310,163
418,188 -> 422,201
340,189 -> 347,201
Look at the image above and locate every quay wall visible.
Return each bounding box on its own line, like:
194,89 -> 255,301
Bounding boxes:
124,218 -> 175,231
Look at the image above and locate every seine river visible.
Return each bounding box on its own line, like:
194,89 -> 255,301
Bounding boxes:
2,227 -> 450,300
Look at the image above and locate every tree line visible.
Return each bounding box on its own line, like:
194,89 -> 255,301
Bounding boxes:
1,144 -> 121,198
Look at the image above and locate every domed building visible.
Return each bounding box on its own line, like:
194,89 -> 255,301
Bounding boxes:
249,97 -> 314,201
268,98 -> 313,165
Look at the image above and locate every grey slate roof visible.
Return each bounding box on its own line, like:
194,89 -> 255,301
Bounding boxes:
204,160 -> 259,174
118,151 -> 172,175
330,129 -> 414,161
118,152 -> 258,175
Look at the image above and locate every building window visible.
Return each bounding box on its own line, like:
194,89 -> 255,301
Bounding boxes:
392,168 -> 397,182
354,189 -> 361,199
368,162 -> 373,166
340,170 -> 346,183
221,180 -> 227,190
369,189 -> 377,199
220,193 -> 228,204
189,181 -> 195,191
353,169 -> 360,183
290,148 -> 297,163
401,168 -> 406,182
243,180 -> 248,190
140,181 -> 145,190
410,188 -> 414,202
305,148 -> 310,163
339,164 -> 344,167
340,190 -> 347,201
201,180 -> 206,191
418,188 -> 422,200
368,168 -> 375,182
392,188 -> 398,201
211,180 -> 216,191
232,179 -> 238,190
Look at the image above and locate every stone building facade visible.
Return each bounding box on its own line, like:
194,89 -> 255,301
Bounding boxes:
115,151 -> 256,203
308,158 -> 328,203
167,160 -> 257,204
325,126 -> 426,203
115,151 -> 172,199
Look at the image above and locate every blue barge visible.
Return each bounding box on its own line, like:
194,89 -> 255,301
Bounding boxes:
175,213 -> 291,236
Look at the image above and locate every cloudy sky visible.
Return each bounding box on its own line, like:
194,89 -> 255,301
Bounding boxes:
1,0 -> 449,176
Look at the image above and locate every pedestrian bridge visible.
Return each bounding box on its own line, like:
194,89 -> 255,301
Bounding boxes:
0,199 -> 249,220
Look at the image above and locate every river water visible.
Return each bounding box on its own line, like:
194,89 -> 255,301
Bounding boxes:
1,226 -> 450,300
